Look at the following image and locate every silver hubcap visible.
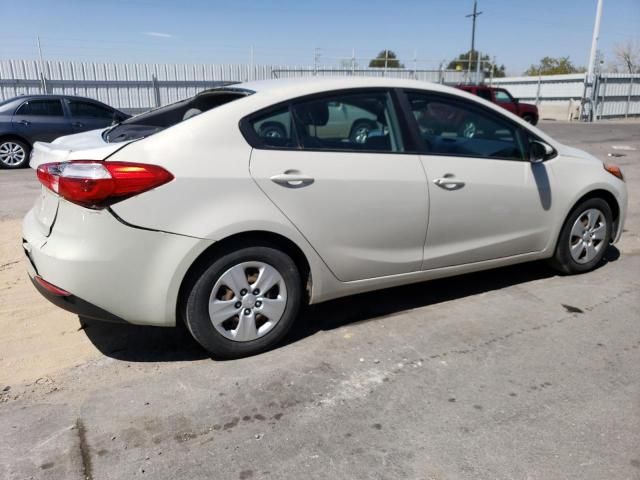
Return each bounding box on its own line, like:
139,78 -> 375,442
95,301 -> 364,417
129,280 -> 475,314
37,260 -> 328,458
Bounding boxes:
569,208 -> 607,264
209,261 -> 287,342
0,142 -> 26,166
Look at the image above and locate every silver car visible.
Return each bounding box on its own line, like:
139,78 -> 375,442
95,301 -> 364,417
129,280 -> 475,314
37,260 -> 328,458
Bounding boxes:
23,78 -> 627,358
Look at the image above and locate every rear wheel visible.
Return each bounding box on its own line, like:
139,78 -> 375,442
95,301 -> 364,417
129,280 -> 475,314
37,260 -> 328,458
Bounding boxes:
0,139 -> 30,169
184,246 -> 302,359
522,114 -> 536,125
549,198 -> 612,274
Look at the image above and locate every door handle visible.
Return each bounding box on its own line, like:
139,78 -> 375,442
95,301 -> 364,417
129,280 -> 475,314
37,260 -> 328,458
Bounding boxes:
19,120 -> 31,126
72,122 -> 84,127
270,170 -> 314,188
433,176 -> 465,190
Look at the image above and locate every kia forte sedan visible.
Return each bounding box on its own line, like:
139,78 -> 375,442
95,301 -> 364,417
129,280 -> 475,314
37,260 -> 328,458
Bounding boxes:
23,78 -> 627,359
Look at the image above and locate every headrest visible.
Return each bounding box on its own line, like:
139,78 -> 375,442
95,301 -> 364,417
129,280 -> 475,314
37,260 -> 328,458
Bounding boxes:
294,102 -> 329,126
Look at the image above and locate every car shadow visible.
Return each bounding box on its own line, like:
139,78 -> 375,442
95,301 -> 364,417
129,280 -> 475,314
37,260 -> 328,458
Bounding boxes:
81,247 -> 619,362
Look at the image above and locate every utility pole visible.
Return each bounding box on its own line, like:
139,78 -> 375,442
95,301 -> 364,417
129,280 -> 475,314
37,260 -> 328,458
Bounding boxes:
587,0 -> 603,83
249,45 -> 254,81
314,47 -> 321,75
37,35 -> 47,93
465,0 -> 482,83
351,48 -> 356,74
584,0 -> 603,122
384,49 -> 389,72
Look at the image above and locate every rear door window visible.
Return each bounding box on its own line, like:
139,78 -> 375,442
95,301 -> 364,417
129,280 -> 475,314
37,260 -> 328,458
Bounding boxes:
476,89 -> 493,101
291,91 -> 403,152
15,100 -> 64,117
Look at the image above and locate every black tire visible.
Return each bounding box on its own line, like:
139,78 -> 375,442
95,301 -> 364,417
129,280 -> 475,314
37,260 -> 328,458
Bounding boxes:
184,246 -> 302,359
548,198 -> 613,274
522,114 -> 537,125
0,138 -> 31,169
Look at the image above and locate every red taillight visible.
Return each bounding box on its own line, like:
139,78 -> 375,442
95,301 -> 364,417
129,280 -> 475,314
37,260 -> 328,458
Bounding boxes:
37,161 -> 173,209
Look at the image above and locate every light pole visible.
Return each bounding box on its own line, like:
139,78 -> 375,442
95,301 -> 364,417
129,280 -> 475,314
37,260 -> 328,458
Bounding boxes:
583,0 -> 604,121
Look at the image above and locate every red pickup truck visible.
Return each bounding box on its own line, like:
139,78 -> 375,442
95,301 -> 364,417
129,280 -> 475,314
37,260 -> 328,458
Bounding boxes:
456,85 -> 539,125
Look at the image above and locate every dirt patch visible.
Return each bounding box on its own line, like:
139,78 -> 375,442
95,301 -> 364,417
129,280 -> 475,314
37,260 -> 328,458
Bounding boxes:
0,219 -> 101,387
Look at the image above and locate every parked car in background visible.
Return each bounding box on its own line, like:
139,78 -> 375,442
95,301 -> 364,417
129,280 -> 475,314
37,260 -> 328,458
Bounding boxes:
24,78 -> 626,359
0,95 -> 128,169
457,85 -> 539,125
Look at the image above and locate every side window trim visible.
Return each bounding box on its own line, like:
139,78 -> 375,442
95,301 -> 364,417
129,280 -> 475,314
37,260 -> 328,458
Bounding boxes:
400,89 -> 530,162
241,88 -> 417,154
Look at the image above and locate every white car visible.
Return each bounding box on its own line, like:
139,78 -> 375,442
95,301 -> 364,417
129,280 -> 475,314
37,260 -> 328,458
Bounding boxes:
23,78 -> 627,359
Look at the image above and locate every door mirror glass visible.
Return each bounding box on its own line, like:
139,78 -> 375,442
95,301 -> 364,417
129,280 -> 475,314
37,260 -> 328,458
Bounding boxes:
529,140 -> 553,163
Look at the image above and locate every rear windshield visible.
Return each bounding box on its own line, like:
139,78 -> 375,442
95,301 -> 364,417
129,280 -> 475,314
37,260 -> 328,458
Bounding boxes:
103,87 -> 253,143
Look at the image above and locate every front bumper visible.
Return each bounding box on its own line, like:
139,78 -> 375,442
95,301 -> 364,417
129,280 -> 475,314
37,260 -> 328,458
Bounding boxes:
23,200 -> 213,327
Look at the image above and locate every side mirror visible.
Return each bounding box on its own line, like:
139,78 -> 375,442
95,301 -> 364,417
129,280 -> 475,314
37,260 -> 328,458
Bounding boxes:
529,140 -> 553,163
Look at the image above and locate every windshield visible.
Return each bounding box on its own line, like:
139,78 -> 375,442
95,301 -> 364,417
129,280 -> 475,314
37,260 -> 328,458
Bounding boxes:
104,87 -> 253,143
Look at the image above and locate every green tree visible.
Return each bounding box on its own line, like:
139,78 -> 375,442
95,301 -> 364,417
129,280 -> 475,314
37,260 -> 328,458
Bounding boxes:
369,50 -> 404,68
524,56 -> 586,76
447,50 -> 506,77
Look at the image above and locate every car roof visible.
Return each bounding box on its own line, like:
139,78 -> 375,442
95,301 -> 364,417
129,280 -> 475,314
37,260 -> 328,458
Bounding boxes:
238,76 -> 461,97
3,94 -> 113,104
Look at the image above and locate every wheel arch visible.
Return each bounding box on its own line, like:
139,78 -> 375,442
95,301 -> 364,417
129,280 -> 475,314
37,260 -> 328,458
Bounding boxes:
176,230 -> 312,324
557,188 -> 621,251
0,133 -> 32,148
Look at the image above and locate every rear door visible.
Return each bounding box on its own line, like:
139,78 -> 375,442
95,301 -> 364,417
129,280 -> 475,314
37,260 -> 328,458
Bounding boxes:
248,89 -> 429,282
11,98 -> 73,143
66,99 -> 118,132
402,90 -> 554,270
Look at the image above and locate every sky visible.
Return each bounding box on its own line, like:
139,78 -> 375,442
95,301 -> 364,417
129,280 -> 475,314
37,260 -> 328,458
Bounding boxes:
1,0 -> 638,75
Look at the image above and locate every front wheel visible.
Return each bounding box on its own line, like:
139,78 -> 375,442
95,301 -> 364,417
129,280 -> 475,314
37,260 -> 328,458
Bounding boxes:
184,246 -> 302,359
549,198 -> 613,274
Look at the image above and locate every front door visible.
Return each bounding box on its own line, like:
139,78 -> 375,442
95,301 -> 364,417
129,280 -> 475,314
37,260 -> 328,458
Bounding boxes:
403,90 -> 555,270
249,90 -> 428,282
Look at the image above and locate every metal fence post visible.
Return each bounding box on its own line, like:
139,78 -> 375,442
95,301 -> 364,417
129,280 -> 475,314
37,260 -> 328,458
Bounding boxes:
151,74 -> 161,108
625,75 -> 634,118
598,74 -> 608,120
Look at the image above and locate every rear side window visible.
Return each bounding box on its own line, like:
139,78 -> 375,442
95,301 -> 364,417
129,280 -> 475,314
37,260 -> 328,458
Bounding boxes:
69,101 -> 113,119
291,91 -> 403,153
405,91 -> 525,161
476,89 -> 492,101
15,100 -> 64,117
250,107 -> 296,148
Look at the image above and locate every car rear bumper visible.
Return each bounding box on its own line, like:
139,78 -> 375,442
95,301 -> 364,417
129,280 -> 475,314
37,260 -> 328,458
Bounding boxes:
22,201 -> 213,327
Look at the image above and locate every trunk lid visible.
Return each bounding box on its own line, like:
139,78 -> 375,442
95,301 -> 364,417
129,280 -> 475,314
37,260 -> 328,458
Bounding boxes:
30,129 -> 133,237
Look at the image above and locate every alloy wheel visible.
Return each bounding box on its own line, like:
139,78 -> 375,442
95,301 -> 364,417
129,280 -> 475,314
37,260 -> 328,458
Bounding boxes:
0,142 -> 26,167
208,261 -> 287,342
569,208 -> 607,264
